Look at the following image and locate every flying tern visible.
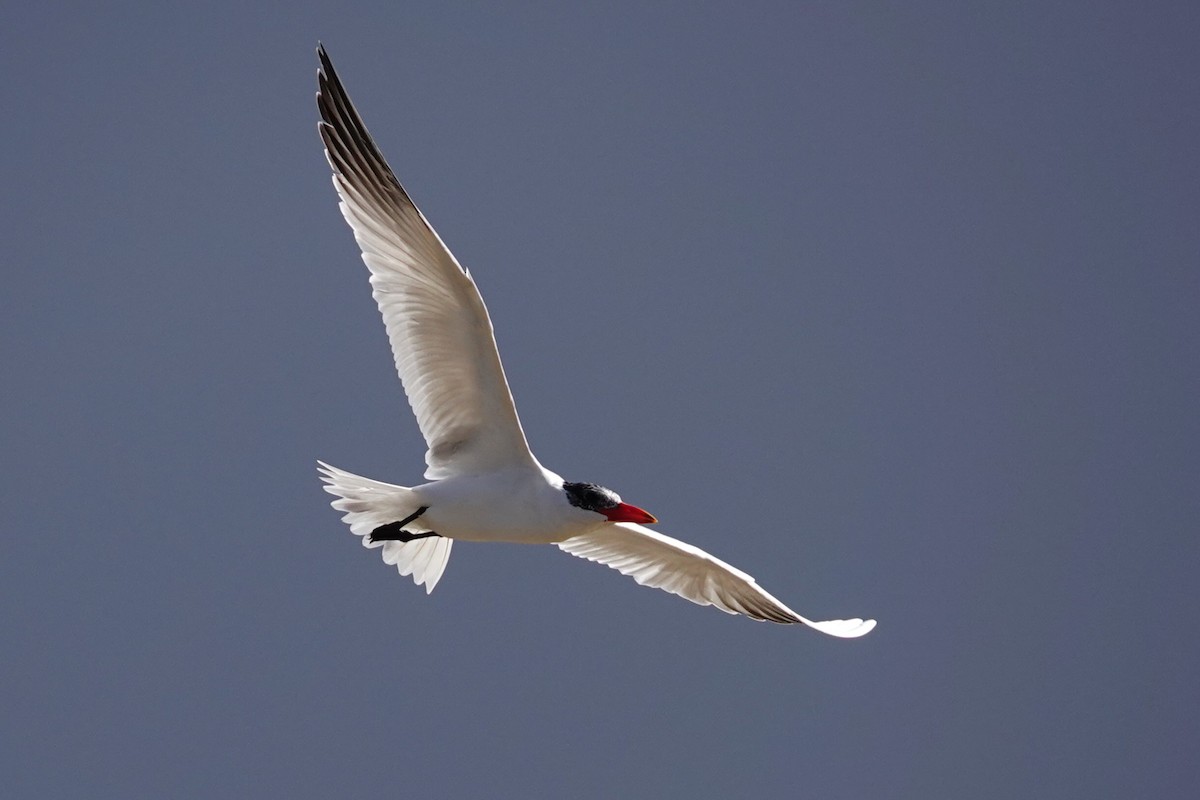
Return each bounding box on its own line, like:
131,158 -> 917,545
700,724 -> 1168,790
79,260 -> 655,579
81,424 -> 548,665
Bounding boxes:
315,46 -> 875,637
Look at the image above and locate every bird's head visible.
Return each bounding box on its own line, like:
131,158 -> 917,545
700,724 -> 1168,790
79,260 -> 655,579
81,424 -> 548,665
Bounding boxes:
563,481 -> 657,525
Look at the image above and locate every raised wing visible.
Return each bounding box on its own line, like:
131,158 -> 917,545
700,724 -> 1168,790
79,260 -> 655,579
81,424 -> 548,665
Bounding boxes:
558,523 -> 876,637
317,46 -> 538,480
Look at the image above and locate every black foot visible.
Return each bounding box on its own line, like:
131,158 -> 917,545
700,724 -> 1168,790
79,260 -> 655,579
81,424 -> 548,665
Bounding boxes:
369,513 -> 441,544
367,506 -> 431,542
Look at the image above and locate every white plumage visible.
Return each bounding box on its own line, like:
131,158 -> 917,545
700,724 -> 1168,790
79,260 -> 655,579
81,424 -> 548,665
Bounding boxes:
315,46 -> 875,636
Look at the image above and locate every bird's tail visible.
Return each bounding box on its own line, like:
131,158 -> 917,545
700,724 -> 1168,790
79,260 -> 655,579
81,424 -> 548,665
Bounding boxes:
317,461 -> 453,593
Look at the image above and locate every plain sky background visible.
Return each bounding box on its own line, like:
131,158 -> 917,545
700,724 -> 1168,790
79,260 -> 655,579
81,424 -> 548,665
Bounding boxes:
3,2 -> 1198,797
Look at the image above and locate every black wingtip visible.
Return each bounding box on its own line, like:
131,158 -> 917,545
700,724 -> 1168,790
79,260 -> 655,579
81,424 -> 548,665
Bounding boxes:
316,43 -> 335,82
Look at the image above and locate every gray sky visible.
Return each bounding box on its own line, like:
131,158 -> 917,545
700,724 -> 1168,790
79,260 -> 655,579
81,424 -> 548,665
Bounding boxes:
4,2 -> 1198,797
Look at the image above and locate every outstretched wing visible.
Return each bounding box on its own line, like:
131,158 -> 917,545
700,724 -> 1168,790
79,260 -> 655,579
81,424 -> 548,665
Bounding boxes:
558,523 -> 876,637
317,46 -> 538,480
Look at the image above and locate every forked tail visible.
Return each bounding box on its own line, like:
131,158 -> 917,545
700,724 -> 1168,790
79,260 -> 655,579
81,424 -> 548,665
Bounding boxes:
317,461 -> 453,593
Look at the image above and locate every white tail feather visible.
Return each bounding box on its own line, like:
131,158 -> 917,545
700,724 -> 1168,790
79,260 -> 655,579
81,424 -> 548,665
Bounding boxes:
317,461 -> 453,593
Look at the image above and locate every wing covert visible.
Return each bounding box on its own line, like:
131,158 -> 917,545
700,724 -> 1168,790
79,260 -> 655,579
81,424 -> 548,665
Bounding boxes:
558,523 -> 876,637
317,46 -> 538,479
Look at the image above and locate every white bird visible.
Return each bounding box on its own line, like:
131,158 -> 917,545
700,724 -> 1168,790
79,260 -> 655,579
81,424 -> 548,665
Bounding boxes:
314,46 -> 875,637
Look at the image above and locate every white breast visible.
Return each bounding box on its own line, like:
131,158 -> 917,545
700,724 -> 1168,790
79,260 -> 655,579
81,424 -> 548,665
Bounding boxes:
414,468 -> 605,543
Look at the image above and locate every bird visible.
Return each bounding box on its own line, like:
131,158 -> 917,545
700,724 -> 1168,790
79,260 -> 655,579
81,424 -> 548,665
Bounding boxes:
314,45 -> 875,637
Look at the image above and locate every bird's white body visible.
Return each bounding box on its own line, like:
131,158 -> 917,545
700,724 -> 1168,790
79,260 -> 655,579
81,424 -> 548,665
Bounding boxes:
314,46 -> 876,637
417,467 -> 603,544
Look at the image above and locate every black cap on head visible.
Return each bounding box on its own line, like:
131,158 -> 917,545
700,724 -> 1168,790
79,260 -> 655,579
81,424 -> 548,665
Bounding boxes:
563,481 -> 621,512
